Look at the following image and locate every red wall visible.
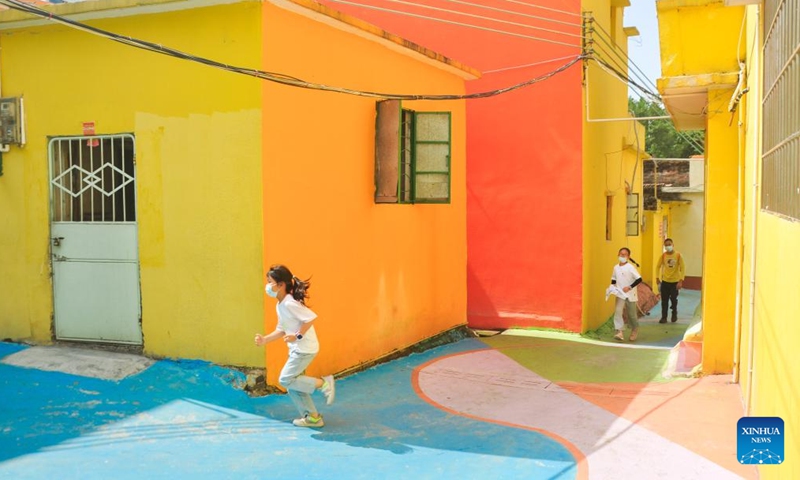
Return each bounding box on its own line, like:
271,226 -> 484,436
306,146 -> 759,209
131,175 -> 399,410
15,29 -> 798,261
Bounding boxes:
317,0 -> 585,331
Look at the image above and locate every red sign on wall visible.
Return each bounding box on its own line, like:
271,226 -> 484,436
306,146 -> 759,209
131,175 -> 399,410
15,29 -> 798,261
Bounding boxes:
82,122 -> 99,147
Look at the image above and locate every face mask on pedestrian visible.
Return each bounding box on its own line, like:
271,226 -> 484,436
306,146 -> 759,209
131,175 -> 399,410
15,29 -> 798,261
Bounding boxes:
265,283 -> 278,298
618,256 -> 628,264
665,245 -> 674,253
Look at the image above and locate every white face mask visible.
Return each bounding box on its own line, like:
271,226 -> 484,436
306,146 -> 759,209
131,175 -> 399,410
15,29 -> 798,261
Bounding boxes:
265,283 -> 278,298
618,256 -> 628,264
665,246 -> 674,252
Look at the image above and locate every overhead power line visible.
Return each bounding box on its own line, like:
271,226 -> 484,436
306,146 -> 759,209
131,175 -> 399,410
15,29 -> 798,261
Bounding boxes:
325,0 -> 581,48
483,54 -> 578,74
0,0 -> 704,152
0,0 -> 584,100
589,20 -> 655,97
496,0 -> 582,18
433,0 -> 583,28
370,0 -> 585,38
589,56 -> 705,153
585,18 -> 705,154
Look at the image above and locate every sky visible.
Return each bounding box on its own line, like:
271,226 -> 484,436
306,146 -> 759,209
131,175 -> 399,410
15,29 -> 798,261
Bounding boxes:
624,1 -> 661,96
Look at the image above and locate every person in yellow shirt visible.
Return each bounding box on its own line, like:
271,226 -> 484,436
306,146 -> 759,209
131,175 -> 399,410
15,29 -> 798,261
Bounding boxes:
656,238 -> 686,323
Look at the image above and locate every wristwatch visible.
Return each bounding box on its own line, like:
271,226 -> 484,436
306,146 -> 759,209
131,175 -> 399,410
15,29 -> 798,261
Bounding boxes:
295,332 -> 303,340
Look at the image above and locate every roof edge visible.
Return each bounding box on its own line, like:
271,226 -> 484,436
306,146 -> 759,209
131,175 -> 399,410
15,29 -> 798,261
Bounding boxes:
656,0 -> 725,11
0,0 -> 252,28
271,0 -> 480,80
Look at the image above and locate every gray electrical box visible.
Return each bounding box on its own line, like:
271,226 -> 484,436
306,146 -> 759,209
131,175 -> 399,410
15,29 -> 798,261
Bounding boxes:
0,97 -> 21,145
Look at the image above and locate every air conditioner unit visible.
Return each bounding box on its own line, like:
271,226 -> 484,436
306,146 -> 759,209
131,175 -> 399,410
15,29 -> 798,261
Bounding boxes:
0,97 -> 23,145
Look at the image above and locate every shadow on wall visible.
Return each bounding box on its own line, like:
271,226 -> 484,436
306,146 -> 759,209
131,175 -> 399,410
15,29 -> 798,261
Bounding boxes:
466,263 -> 500,330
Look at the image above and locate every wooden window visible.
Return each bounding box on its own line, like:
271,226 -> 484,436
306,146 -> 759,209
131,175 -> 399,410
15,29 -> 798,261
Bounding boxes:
375,101 -> 451,204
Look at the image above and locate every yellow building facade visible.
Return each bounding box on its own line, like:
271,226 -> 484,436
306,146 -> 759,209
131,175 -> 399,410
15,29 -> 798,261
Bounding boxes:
0,1 -> 267,367
658,0 -> 799,477
581,0 -> 648,331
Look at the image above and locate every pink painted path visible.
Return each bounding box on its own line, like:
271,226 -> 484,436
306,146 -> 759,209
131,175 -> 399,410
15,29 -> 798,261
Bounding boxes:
414,347 -> 757,479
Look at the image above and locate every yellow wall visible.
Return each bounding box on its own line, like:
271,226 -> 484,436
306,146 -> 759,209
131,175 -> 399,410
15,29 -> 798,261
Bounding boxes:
260,2 -> 468,383
581,0 -> 645,330
749,215 -> 800,478
701,89 -> 738,373
668,193 -> 704,278
0,3 -> 265,366
657,0 -> 744,78
641,205 -> 672,287
657,4 -> 798,476
738,6 -> 798,478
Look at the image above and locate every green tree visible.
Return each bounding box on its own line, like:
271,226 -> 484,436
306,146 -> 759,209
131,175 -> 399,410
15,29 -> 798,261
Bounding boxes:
628,97 -> 704,158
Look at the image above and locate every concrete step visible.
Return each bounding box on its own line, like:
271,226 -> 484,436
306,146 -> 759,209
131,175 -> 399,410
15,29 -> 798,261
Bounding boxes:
1,345 -> 154,381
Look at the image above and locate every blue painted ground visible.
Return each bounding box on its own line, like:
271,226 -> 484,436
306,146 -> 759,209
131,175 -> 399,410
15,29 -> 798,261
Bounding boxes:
638,289 -> 702,348
0,340 -> 577,479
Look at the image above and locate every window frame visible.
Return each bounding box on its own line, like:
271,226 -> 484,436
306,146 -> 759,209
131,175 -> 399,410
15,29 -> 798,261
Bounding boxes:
626,192 -> 640,237
403,110 -> 452,204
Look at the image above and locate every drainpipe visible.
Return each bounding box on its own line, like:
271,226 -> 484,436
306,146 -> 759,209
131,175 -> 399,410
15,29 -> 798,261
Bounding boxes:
732,63 -> 747,384
745,6 -> 761,417
0,50 -> 8,154
745,134 -> 759,416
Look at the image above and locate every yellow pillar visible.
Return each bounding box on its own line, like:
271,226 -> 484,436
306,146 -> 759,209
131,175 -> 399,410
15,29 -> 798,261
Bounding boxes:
701,89 -> 739,373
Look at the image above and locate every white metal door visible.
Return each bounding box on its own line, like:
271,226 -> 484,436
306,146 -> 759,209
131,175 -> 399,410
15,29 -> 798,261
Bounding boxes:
49,134 -> 142,344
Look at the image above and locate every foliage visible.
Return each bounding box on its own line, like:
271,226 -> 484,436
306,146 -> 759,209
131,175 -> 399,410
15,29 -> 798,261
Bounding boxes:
629,97 -> 705,158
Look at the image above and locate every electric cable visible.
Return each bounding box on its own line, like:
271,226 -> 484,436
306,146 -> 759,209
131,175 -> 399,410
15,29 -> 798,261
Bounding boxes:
369,0 -> 585,39
0,0 -> 584,100
324,0 -> 581,47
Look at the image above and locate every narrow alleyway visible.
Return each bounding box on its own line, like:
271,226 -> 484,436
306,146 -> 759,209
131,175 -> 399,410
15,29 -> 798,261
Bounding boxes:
0,290 -> 754,479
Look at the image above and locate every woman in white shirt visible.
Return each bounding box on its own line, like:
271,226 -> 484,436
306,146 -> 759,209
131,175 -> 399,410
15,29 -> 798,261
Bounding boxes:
255,264 -> 335,428
611,248 -> 643,342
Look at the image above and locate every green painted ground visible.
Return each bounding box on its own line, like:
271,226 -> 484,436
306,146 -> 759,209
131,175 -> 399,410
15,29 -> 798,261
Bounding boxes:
583,319 -> 692,347
581,290 -> 703,347
480,334 -> 673,384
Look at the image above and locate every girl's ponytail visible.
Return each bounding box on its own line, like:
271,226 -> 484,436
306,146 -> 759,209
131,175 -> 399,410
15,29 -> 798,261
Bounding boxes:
291,275 -> 311,305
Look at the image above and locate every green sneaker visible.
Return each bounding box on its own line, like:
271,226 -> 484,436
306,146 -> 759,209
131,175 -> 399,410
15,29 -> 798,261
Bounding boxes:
293,414 -> 324,428
321,375 -> 336,405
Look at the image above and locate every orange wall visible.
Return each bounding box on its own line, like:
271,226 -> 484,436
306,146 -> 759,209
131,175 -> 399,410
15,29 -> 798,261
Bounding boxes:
261,3 -> 468,383
316,0 -> 586,331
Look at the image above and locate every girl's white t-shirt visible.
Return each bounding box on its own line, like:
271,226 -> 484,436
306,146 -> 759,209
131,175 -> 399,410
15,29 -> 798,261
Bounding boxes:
276,295 -> 319,354
612,263 -> 642,302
